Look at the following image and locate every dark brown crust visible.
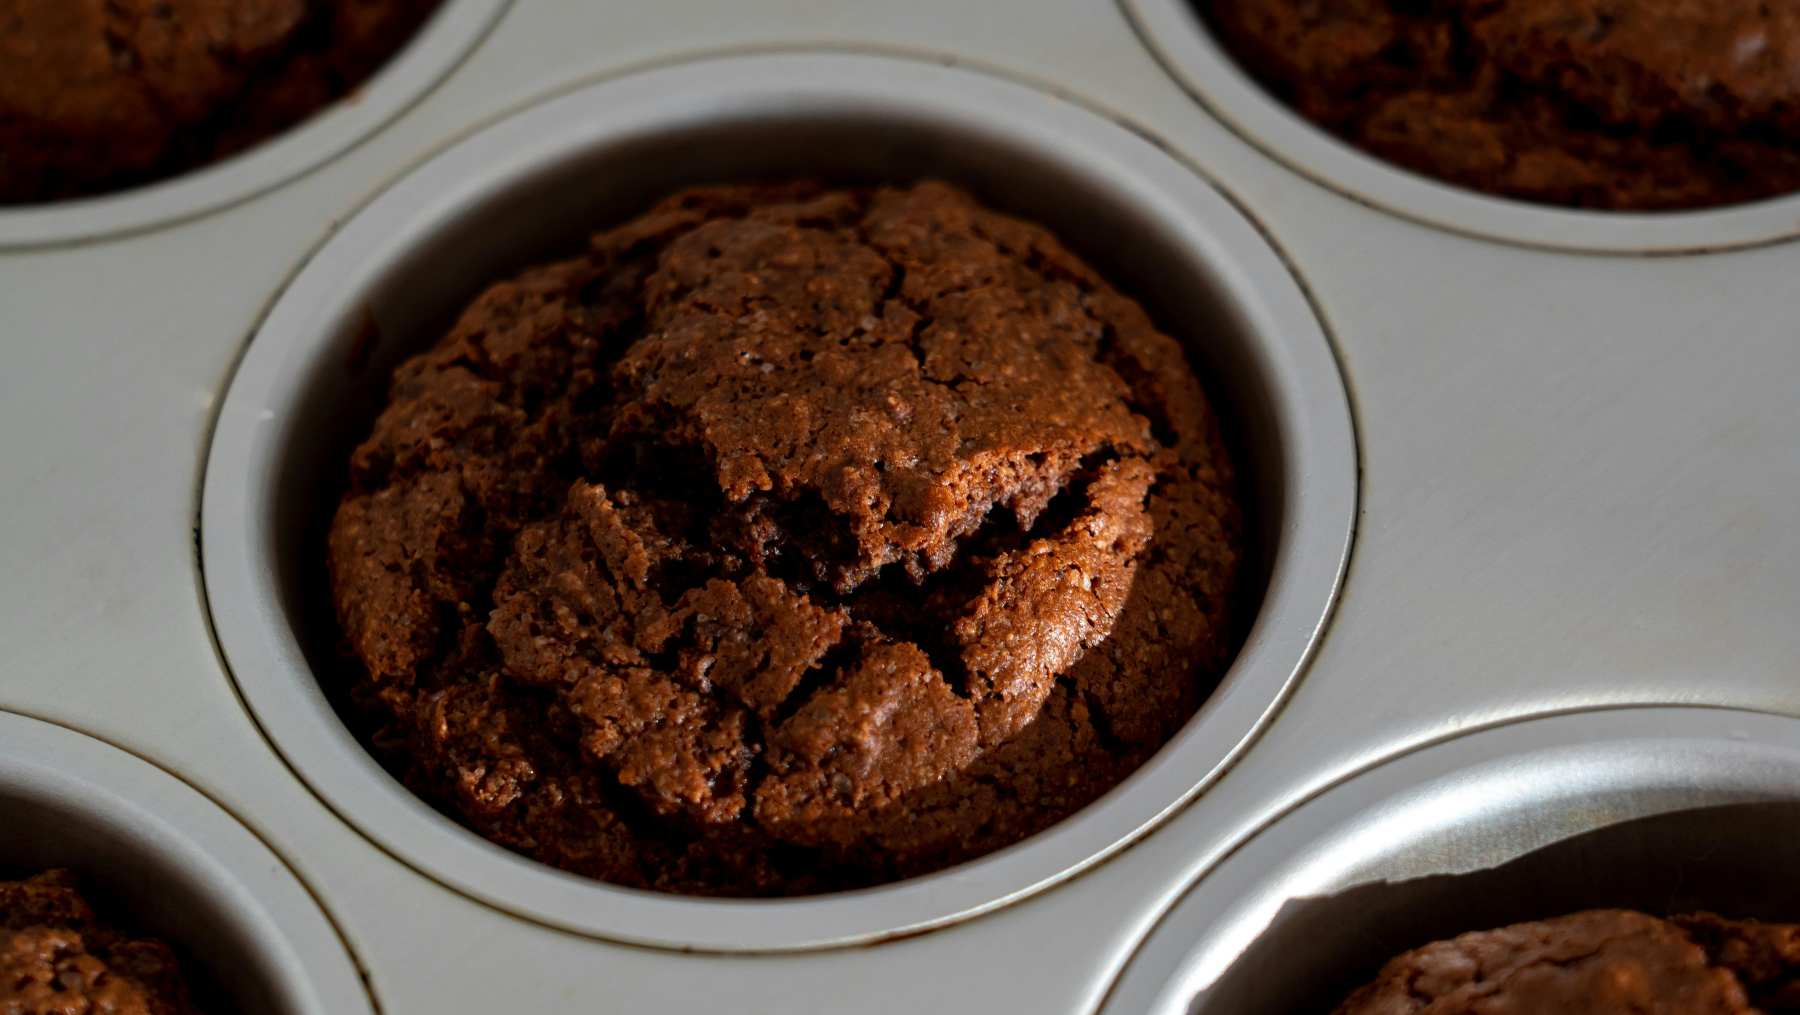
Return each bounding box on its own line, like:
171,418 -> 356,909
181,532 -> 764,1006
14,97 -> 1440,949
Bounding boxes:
0,0 -> 443,204
1677,913 -> 1800,1012
1203,0 -> 1800,211
326,180 -> 1246,896
1335,909 -> 1800,1014
0,870 -> 202,1015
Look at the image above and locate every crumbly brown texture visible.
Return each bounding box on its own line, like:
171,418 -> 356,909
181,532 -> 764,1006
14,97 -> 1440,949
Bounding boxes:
1203,0 -> 1800,210
0,0 -> 442,204
1334,910 -> 1800,1014
326,180 -> 1246,896
0,870 -> 202,1015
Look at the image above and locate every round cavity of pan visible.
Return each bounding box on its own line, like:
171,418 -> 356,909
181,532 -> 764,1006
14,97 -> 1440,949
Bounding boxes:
200,49 -> 1357,951
1101,706 -> 1800,1014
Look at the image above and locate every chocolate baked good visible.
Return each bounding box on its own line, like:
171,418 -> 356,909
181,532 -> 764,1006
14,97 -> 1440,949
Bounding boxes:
0,870 -> 202,1015
326,180 -> 1247,896
0,0 -> 443,204
1334,910 -> 1800,1014
1202,0 -> 1800,210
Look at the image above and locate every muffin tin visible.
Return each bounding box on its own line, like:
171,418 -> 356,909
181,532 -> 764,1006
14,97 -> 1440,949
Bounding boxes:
4,1 -> 1799,1012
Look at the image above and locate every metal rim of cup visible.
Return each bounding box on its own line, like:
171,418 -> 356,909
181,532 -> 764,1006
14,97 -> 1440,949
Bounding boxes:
199,49 -> 1358,952
0,711 -> 373,1015
1100,705 -> 1800,1014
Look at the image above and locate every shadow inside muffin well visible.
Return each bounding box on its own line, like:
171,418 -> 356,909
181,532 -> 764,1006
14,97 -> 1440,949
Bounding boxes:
1193,802 -> 1800,1014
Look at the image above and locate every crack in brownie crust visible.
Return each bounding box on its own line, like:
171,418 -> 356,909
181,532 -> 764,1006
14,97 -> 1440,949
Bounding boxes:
327,180 -> 1247,896
0,0 -> 444,204
1335,910 -> 1800,1014
1203,0 -> 1800,210
0,870 -> 203,1015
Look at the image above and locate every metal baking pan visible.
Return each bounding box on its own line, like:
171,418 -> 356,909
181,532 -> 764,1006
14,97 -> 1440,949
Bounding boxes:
2,1 -> 1796,1011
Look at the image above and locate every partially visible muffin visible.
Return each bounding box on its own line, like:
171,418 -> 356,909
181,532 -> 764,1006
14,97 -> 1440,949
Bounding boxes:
0,869 -> 203,1015
0,0 -> 443,204
327,179 -> 1247,897
1335,909 -> 1800,1014
1203,0 -> 1800,210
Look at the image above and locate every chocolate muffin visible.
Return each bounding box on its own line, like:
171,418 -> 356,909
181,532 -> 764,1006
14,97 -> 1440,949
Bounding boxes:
1202,0 -> 1800,210
0,870 -> 202,1015
1335,910 -> 1800,1014
326,180 -> 1247,896
0,0 -> 443,204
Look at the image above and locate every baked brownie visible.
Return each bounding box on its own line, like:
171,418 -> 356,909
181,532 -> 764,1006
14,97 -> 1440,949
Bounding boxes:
327,180 -> 1247,896
0,870 -> 202,1015
0,0 -> 443,204
1203,0 -> 1800,210
1335,910 -> 1800,1014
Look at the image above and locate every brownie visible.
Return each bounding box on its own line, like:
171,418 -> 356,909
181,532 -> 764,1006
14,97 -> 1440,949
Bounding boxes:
0,0 -> 443,204
326,180 -> 1247,896
1335,910 -> 1800,1014
0,870 -> 202,1015
1203,0 -> 1800,210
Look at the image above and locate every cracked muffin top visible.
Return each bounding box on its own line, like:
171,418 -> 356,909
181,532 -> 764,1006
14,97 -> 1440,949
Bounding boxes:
1203,0 -> 1800,210
0,0 -> 442,204
1334,909 -> 1800,1014
327,180 -> 1247,896
0,870 -> 203,1015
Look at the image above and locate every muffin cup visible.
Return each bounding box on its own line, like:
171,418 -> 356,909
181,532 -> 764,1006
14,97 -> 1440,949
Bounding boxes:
1122,0 -> 1800,254
0,711 -> 373,1014
199,49 -> 1356,952
1100,706 -> 1800,1014
0,0 -> 511,249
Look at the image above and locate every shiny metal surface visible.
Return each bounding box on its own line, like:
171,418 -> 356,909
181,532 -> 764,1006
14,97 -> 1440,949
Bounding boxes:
1101,708 -> 1800,1014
